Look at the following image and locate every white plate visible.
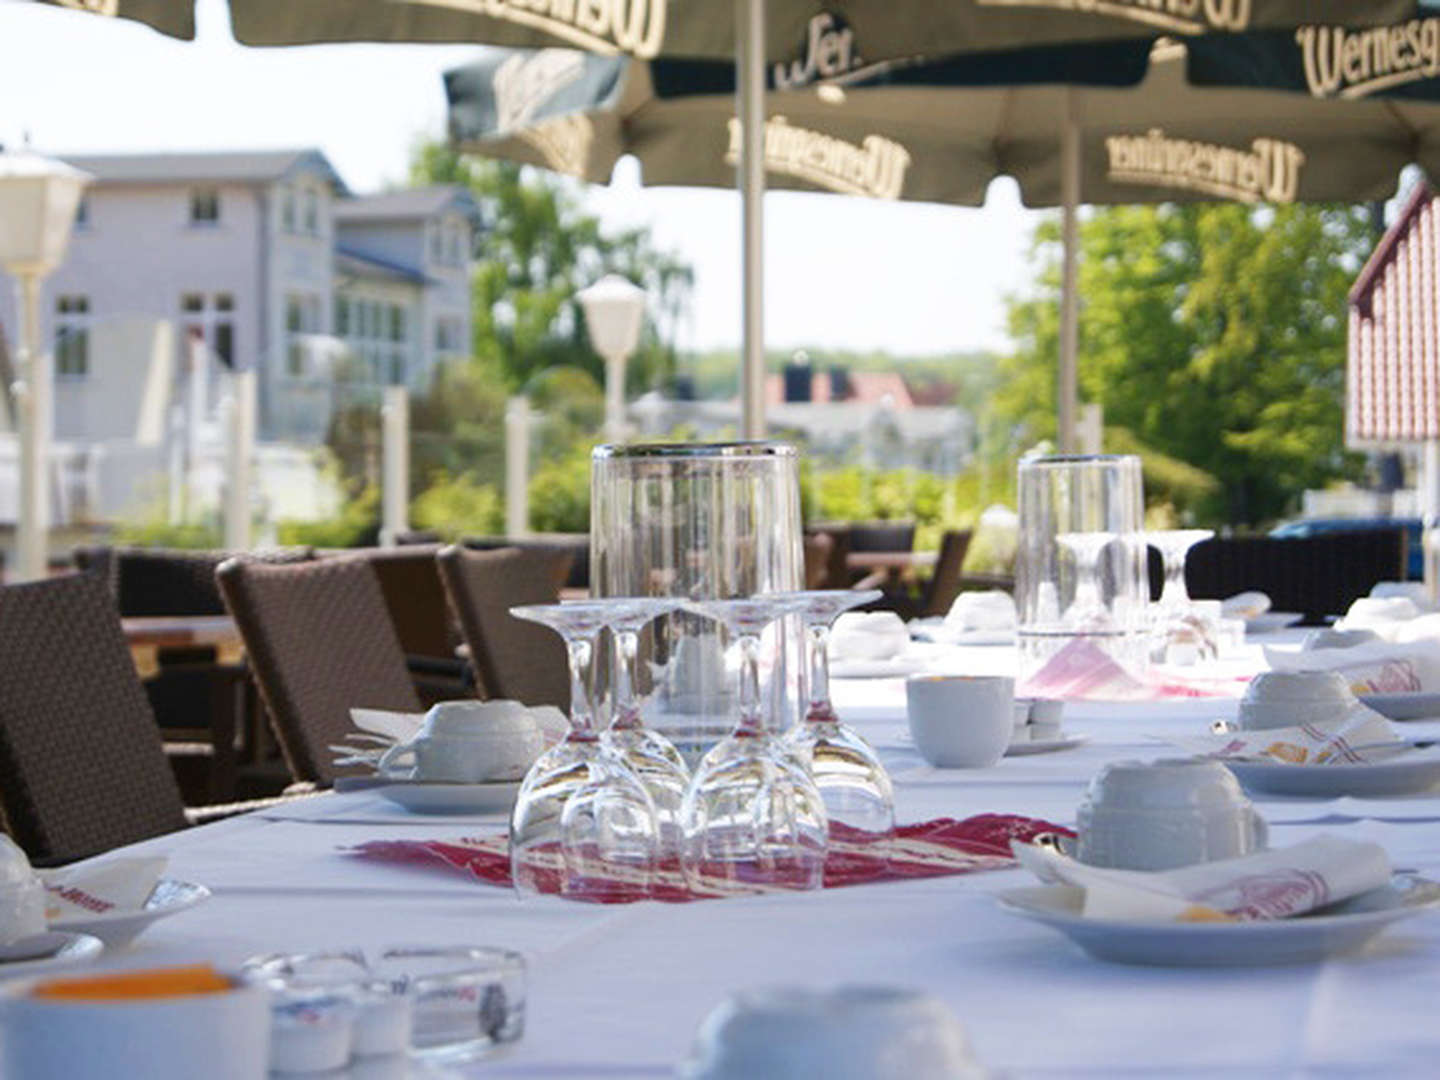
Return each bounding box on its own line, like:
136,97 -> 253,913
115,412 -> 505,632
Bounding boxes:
1224,753 -> 1440,797
1359,691 -> 1440,721
1005,734 -> 1089,757
998,875 -> 1440,966
1245,612 -> 1304,634
50,879 -> 210,949
830,656 -> 933,679
0,932 -> 103,978
372,780 -> 520,815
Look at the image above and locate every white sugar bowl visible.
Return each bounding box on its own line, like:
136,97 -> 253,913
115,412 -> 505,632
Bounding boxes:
679,985 -> 987,1080
1239,670 -> 1356,731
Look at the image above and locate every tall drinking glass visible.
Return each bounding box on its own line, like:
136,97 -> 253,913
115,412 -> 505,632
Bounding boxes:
507,603 -> 658,902
1016,455 -> 1148,697
590,442 -> 805,766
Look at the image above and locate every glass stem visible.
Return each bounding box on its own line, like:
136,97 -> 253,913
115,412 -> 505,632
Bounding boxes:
566,637 -> 596,740
737,632 -> 764,736
612,628 -> 640,730
806,624 -> 835,723
1160,557 -> 1188,607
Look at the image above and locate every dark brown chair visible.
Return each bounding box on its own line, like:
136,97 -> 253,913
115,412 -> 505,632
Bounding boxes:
437,545 -> 572,709
918,528 -> 975,618
0,573 -> 188,863
216,556 -> 422,785
803,532 -> 834,591
75,545 -> 313,617
358,545 -> 473,706
847,521 -> 916,555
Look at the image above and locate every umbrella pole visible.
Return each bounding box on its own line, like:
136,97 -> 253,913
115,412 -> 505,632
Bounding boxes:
1058,89 -> 1080,455
738,0 -> 766,440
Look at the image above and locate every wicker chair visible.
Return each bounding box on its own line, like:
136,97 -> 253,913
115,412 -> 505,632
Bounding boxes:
74,545 -> 313,616
917,528 -> 975,618
436,545 -> 572,709
216,556 -> 422,785
0,573 -> 189,863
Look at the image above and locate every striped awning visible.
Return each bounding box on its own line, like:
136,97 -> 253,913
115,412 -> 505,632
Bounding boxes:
1348,183 -> 1440,447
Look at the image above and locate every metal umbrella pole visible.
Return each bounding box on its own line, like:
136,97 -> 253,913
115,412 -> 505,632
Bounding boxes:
738,0 -> 767,440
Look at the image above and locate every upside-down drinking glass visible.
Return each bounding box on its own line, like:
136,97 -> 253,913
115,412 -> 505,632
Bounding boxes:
1146,529 -> 1217,664
680,595 -> 828,895
508,603 -> 657,902
779,589 -> 895,856
594,597 -> 691,857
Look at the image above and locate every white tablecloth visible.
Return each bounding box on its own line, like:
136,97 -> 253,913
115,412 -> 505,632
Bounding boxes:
53,643 -> 1440,1079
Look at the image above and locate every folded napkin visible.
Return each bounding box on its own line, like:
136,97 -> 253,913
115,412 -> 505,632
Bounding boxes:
943,591 -> 1016,633
1265,637 -> 1440,693
829,612 -> 911,663
1222,591 -> 1271,620
41,857 -> 168,923
1021,637 -> 1243,702
1013,835 -> 1391,921
1170,706 -> 1403,765
348,814 -> 1071,904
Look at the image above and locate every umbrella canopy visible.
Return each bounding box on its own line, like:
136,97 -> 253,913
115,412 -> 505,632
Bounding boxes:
446,33 -> 1440,447
34,0 -> 1424,58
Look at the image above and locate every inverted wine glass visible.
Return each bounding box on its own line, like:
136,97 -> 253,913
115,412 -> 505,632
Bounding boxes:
779,590 -> 895,857
508,602 -> 658,902
679,595 -> 828,895
1056,531 -> 1118,630
593,597 -> 691,858
1146,529 -> 1217,663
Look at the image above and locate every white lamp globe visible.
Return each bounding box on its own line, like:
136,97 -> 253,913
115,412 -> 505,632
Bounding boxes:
0,152 -> 92,277
577,274 -> 646,360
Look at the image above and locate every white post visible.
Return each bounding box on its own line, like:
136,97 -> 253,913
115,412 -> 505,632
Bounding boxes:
1078,402 -> 1104,455
1058,89 -> 1081,455
166,402 -> 185,525
506,396 -> 530,539
738,0 -> 766,440
604,352 -> 627,442
380,384 -> 410,547
13,273 -> 46,581
224,369 -> 256,551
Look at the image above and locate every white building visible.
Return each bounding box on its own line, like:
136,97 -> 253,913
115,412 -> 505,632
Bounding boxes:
0,148 -> 476,446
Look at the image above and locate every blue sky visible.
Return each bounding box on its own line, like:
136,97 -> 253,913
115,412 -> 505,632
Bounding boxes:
0,0 -> 1042,357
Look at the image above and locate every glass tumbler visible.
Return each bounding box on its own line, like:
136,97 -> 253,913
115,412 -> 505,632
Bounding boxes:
590,442 -> 806,766
1015,454 -> 1148,696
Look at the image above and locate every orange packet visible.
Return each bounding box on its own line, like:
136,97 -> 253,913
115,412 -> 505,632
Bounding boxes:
32,964 -> 233,1000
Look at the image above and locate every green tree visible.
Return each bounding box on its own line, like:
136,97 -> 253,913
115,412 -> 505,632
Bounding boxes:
408,141 -> 693,393
999,203 -> 1371,525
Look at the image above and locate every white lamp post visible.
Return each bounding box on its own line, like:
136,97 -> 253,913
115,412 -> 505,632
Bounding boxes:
577,275 -> 646,442
0,152 -> 91,581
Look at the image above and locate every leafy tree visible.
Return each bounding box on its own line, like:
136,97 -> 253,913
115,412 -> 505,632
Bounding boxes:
998,203 -> 1372,526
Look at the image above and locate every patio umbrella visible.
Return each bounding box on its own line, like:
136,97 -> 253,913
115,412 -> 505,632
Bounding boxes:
32,1 -> 1426,439
446,31 -> 1440,445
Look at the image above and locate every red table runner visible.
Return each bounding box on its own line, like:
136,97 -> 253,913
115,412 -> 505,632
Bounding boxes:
348,814 -> 1070,903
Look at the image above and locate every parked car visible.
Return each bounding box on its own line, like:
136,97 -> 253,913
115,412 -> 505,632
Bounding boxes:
1268,517 -> 1423,580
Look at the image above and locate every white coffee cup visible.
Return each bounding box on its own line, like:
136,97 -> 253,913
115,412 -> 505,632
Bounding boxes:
0,973 -> 270,1080
906,675 -> 1013,768
1238,670 -> 1356,731
1076,758 -> 1268,871
377,700 -> 543,783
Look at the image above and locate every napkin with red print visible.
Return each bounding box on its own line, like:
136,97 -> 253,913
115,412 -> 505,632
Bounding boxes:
348,814 -> 1070,904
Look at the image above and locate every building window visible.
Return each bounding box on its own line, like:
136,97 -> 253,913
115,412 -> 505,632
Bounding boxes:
215,293 -> 233,312
303,189 -> 319,235
389,304 -> 406,343
429,222 -> 443,264
74,197 -> 90,230
181,292 -> 205,313
447,225 -> 462,266
189,187 -> 220,225
214,322 -> 234,367
335,296 -> 350,336
55,295 -> 89,378
389,351 -> 406,386
434,316 -> 463,354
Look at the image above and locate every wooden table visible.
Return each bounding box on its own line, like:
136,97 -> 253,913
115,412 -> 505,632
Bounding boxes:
121,615 -> 241,650
845,550 -> 937,588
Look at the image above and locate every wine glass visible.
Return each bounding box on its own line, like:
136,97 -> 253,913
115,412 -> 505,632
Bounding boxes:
1055,531 -> 1118,629
679,595 -> 828,895
508,602 -> 658,902
592,597 -> 691,858
778,590 -> 895,860
1145,529 -> 1217,663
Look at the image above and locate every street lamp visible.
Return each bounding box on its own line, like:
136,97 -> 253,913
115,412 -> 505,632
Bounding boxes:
0,151 -> 91,581
576,274 -> 646,442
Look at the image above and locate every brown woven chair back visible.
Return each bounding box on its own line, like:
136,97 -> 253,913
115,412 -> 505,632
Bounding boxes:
216,557 -> 421,784
356,545 -> 458,660
0,573 -> 187,863
76,545 -> 313,616
920,529 -> 975,617
803,532 -> 835,591
436,545 -> 572,709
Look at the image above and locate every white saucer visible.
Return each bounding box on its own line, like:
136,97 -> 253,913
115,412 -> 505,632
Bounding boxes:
830,656 -> 932,679
1006,734 -> 1088,757
1224,753 -> 1440,797
998,874 -> 1440,966
50,879 -> 210,949
0,932 -> 103,978
1359,691 -> 1440,721
372,780 -> 520,815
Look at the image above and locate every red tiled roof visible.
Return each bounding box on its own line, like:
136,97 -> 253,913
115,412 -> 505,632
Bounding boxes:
1347,182 -> 1440,445
764,371 -> 915,408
